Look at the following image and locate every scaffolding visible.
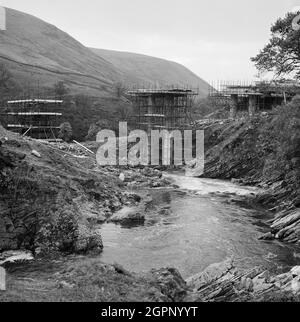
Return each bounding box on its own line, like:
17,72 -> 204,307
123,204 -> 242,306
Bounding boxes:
208,80 -> 300,117
4,99 -> 63,140
127,88 -> 198,131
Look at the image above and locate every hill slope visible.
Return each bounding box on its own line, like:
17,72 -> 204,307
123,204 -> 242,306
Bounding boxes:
90,48 -> 210,97
0,7 -> 211,139
0,7 -> 124,97
0,7 -> 210,98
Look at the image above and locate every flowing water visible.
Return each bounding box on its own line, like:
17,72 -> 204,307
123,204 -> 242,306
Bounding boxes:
8,174 -> 300,280
99,173 -> 300,278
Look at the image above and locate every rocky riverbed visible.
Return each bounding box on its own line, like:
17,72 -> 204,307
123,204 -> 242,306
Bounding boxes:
189,103 -> 299,246
1,111 -> 300,302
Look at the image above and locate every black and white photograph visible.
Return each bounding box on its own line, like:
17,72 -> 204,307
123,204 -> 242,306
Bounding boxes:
0,0 -> 300,309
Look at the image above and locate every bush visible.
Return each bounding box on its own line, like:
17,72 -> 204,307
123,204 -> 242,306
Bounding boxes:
58,122 -> 73,142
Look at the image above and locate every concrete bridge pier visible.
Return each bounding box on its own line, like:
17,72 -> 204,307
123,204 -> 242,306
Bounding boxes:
249,94 -> 259,117
230,94 -> 238,119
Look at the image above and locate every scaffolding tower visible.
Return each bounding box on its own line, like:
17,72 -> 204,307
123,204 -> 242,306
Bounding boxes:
127,88 -> 197,131
5,99 -> 63,140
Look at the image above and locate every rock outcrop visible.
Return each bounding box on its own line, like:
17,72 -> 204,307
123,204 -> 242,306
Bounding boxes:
0,126 -> 129,254
270,209 -> 300,243
2,257 -> 300,302
185,258 -> 300,302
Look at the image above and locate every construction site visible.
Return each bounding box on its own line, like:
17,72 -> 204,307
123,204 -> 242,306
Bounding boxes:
208,80 -> 300,118
2,99 -> 63,141
127,88 -> 198,131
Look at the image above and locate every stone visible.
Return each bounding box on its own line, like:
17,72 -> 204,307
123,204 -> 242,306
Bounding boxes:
158,208 -> 172,216
151,180 -> 161,188
258,232 -> 274,241
57,280 -> 75,289
147,267 -> 187,301
271,210 -> 300,232
291,266 -> 300,278
186,258 -> 234,291
31,150 -> 41,158
291,277 -> 300,294
109,207 -> 145,225
86,212 -> 106,224
252,271 -> 272,293
239,277 -> 253,292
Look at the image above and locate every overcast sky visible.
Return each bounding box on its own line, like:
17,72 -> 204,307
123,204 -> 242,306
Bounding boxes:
1,0 -> 299,82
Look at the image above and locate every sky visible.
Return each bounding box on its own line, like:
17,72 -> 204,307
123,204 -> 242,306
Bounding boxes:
0,0 -> 299,83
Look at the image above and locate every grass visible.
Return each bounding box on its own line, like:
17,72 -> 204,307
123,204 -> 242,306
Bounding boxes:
0,258 -> 170,302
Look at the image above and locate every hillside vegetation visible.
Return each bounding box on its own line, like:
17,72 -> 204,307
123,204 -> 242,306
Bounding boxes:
90,48 -> 210,97
0,7 -> 210,140
0,7 -> 210,98
0,8 -> 123,97
195,97 -> 300,243
203,98 -> 300,208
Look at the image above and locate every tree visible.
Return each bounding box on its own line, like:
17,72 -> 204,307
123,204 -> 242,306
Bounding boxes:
251,12 -> 300,78
114,82 -> 128,98
85,119 -> 111,141
191,97 -> 221,119
0,63 -> 20,103
54,81 -> 69,99
0,63 -> 12,90
58,122 -> 73,142
114,104 -> 133,122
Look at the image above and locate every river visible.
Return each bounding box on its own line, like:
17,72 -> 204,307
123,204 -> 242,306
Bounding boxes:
99,173 -> 300,278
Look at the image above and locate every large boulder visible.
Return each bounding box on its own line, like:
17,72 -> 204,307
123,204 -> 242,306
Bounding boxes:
109,207 -> 145,225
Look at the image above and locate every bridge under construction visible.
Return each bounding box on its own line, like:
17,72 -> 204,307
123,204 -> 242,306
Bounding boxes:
127,88 -> 198,131
4,99 -> 63,141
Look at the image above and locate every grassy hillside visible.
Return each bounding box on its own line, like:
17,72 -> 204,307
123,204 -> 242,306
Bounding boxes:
91,48 -> 210,97
0,7 -> 125,97
0,7 -> 211,139
0,7 -> 210,99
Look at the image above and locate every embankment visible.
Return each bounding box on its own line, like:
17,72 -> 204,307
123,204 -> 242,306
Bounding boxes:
195,97 -> 300,243
0,125 -> 168,256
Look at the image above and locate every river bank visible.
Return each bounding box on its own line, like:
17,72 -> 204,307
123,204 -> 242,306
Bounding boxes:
191,100 -> 299,245
1,172 -> 300,302
1,105 -> 300,302
0,124 -> 172,256
1,254 -> 300,302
